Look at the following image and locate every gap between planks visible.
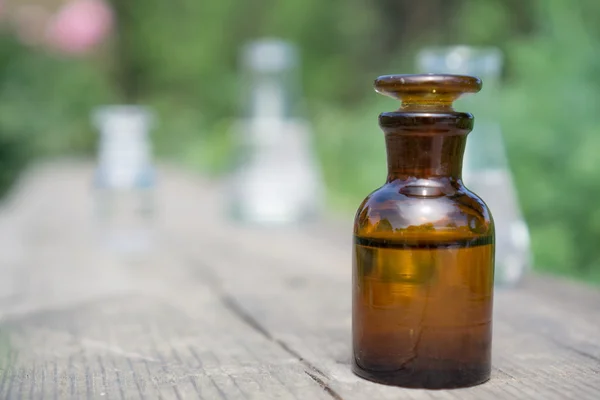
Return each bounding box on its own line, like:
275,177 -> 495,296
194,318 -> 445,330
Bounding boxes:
183,252 -> 346,400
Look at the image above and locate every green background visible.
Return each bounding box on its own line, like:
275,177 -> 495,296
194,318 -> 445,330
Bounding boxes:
1,0 -> 599,282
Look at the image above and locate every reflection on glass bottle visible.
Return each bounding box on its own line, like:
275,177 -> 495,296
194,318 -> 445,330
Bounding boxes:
416,46 -> 532,286
92,106 -> 156,253
228,39 -> 323,225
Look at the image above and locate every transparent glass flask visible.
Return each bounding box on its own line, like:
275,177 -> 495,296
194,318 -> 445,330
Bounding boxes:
417,46 -> 532,286
228,39 -> 323,225
92,105 -> 156,253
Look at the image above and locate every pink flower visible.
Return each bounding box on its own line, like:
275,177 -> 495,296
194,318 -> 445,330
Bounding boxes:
45,0 -> 114,55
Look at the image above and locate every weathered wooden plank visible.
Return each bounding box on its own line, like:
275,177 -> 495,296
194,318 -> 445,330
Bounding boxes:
178,234 -> 600,399
0,288 -> 336,400
2,162 -> 600,400
159,168 -> 600,400
0,163 -> 337,400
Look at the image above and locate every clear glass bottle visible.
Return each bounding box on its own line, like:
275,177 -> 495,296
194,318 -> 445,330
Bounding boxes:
228,39 -> 323,225
417,46 -> 532,286
92,105 -> 156,253
353,74 -> 494,388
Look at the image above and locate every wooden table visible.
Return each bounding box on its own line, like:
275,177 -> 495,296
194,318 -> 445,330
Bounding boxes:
0,162 -> 598,400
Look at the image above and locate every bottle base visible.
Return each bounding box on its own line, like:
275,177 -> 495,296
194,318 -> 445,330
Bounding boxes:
352,360 -> 490,389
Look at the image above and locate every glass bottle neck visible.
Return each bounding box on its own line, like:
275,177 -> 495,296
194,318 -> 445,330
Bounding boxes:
385,132 -> 467,183
245,68 -> 300,121
250,78 -> 287,120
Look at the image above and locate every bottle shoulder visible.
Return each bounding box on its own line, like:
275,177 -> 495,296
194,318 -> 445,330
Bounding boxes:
354,181 -> 493,242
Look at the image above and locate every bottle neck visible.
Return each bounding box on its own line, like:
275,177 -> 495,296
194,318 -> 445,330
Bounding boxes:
379,112 -> 473,183
250,79 -> 286,120
385,133 -> 466,182
246,69 -> 300,121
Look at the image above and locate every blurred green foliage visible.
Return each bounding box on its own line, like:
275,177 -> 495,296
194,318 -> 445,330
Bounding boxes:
0,30 -> 116,195
496,0 -> 600,281
0,0 -> 599,282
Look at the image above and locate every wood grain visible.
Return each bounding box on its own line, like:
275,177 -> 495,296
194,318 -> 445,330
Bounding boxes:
0,162 -> 598,399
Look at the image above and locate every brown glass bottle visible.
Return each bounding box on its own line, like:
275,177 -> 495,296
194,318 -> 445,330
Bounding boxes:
352,74 -> 495,389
